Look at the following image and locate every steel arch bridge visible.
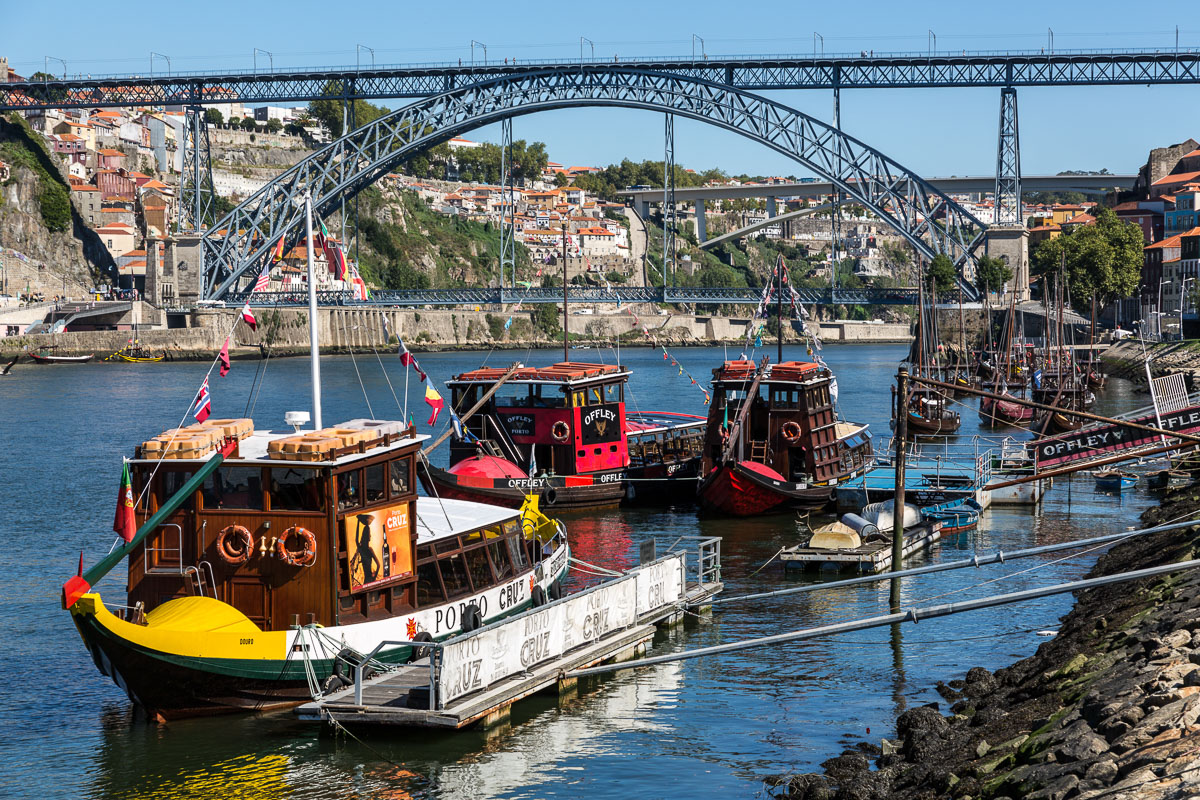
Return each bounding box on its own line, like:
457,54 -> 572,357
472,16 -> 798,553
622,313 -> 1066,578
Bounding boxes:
201,67 -> 986,302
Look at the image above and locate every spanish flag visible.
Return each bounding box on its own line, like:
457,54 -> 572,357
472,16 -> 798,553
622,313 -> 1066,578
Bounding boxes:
112,460 -> 136,543
424,385 -> 445,425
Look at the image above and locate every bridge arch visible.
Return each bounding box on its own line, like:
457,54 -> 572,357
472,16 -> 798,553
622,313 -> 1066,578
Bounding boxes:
202,68 -> 986,300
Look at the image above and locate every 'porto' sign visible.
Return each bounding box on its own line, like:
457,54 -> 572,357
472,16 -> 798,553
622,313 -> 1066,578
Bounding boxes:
1031,405 -> 1200,468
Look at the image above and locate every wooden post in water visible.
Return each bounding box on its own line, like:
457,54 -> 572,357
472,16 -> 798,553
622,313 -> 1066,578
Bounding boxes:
891,366 -> 909,610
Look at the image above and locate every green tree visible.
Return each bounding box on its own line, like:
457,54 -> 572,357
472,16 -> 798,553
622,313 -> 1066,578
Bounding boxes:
1031,206 -> 1142,306
308,80 -> 390,137
554,171 -> 569,188
927,253 -> 957,293
226,116 -> 240,127
974,254 -> 1014,294
265,118 -> 283,133
204,108 -> 223,126
240,116 -> 258,131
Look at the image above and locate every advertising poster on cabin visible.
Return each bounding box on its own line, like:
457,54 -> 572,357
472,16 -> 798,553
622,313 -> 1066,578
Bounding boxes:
581,403 -> 622,445
342,502 -> 413,591
1032,405 -> 1200,468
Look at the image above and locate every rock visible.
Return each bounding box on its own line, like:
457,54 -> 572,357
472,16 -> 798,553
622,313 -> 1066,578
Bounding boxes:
770,774 -> 833,800
1055,653 -> 1089,678
964,667 -> 999,697
1083,758 -> 1118,782
936,680 -> 965,701
971,706 -> 1006,727
976,740 -> 991,758
1162,629 -> 1191,650
1052,721 -> 1109,763
819,752 -> 869,783
1025,773 -> 1080,800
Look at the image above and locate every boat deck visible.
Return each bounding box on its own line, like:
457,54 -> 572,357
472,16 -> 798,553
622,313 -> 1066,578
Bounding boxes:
297,576 -> 722,730
779,521 -> 943,573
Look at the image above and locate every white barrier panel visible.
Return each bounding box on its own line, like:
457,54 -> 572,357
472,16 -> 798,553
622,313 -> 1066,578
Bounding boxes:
635,553 -> 685,615
437,552 -> 687,706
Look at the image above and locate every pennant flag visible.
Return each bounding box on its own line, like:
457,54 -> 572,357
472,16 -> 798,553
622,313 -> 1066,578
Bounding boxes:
381,315 -> 391,344
270,235 -> 285,264
528,444 -> 537,477
241,300 -> 257,331
218,337 -> 231,377
452,413 -> 478,443
324,237 -> 347,281
347,262 -> 369,301
424,385 -> 445,425
192,376 -> 211,423
252,263 -> 271,293
112,460 -> 136,543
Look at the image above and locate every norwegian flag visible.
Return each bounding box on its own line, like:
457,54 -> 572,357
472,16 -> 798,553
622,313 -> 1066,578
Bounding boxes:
192,376 -> 211,423
252,263 -> 271,293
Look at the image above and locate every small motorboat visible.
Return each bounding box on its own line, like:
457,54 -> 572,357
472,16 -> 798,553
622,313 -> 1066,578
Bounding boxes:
1094,469 -> 1137,491
1147,469 -> 1190,491
920,497 -> 982,534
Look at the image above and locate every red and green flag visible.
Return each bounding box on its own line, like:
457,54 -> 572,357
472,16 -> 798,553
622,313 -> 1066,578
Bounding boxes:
112,460 -> 136,543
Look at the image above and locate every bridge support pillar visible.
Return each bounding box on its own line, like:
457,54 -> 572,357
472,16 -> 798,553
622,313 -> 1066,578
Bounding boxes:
696,199 -> 707,243
767,195 -> 777,218
984,225 -> 1030,302
663,113 -> 677,286
499,118 -> 515,287
995,87 -> 1022,225
173,234 -> 205,307
178,106 -> 215,233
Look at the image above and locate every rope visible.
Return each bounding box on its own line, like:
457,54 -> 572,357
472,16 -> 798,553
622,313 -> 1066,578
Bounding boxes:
748,546 -> 786,577
340,316 -> 375,419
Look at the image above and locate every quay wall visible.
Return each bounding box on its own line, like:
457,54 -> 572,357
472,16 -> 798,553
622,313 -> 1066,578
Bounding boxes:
0,308 -> 912,359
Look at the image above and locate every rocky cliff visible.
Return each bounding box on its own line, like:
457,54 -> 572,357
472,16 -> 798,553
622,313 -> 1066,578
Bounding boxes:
0,114 -> 111,294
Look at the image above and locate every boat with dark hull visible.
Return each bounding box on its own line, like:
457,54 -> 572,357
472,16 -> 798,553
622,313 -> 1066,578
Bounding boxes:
979,394 -> 1034,427
697,359 -> 873,516
27,346 -> 93,363
418,363 -> 706,510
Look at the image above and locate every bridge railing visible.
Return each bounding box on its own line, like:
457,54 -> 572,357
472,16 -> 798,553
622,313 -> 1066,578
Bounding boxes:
11,47 -> 1200,84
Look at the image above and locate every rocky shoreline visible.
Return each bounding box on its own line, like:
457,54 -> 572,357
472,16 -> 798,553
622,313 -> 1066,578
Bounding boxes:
1102,339 -> 1200,390
769,491 -> 1200,800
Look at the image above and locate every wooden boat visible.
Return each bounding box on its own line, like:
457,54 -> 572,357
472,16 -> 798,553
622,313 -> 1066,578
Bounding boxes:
27,346 -> 93,364
920,497 -> 982,534
107,344 -> 165,363
1,355 -> 18,375
418,362 -> 704,510
697,359 -> 874,516
1147,469 -> 1190,491
60,194 -> 572,720
1094,469 -> 1138,491
979,394 -> 1033,427
905,392 -> 961,435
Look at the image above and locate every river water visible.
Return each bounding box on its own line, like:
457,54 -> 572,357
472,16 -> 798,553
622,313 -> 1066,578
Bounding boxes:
0,343 -> 1156,799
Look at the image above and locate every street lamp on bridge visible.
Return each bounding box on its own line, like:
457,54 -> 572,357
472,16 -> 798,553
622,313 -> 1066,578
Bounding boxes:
470,41 -> 487,66
253,48 -> 273,73
356,44 -> 375,72
43,56 -> 66,80
692,35 -> 705,62
150,52 -> 171,78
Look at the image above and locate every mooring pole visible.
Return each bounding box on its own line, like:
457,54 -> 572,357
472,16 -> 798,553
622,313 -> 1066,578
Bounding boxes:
561,222 -> 569,363
891,366 -> 909,610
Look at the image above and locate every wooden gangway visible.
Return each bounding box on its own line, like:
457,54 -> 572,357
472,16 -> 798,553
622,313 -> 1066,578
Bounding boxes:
296,537 -> 722,729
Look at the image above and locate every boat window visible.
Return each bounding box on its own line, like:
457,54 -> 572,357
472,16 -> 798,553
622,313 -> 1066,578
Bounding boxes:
160,470 -> 194,508
269,468 -> 323,512
489,541 -> 514,580
337,470 -> 361,511
590,387 -> 603,405
439,553 -> 473,598
434,536 -> 461,555
201,467 -> 263,510
502,519 -> 520,537
416,544 -> 434,563
465,546 -> 494,588
390,458 -> 411,496
416,561 -> 444,606
772,389 -> 799,409
572,391 -> 585,407
365,463 -> 387,503
506,535 -> 529,569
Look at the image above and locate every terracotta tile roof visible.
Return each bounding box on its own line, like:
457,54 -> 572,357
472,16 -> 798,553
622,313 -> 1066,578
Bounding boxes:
1152,170 -> 1200,187
1180,226 -> 1200,237
70,185 -> 99,192
1163,256 -> 1183,264
1146,234 -> 1183,250
1065,213 -> 1096,225
57,133 -> 82,141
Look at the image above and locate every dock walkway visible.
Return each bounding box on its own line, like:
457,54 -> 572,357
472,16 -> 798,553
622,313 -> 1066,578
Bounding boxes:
297,539 -> 722,729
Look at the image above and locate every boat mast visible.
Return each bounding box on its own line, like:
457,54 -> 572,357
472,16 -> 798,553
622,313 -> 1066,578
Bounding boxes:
305,191 -> 323,429
561,222 -> 569,363
777,256 -> 784,364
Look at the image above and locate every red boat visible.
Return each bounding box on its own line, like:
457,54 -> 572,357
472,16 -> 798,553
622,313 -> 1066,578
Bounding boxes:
979,394 -> 1034,427
418,362 -> 705,510
696,359 -> 873,516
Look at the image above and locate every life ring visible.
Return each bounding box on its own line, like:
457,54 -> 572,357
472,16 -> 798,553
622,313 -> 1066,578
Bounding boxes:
551,420 -> 571,442
276,526 -> 317,567
548,580 -> 563,601
542,487 -> 558,506
531,585 -> 548,607
781,421 -> 803,444
216,525 -> 254,565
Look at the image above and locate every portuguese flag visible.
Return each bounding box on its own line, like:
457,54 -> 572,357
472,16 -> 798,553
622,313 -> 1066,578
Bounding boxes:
112,460 -> 136,543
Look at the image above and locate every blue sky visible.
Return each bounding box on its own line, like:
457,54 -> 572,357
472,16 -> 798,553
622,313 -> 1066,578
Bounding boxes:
5,0 -> 1198,178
